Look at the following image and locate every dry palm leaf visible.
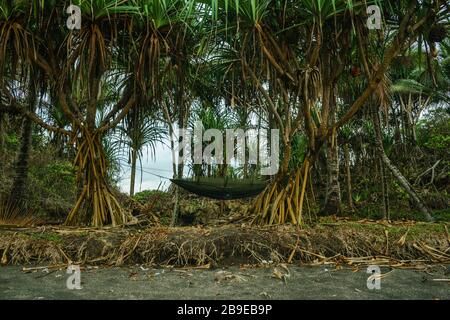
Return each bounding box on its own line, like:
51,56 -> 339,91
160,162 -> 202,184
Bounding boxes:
397,229 -> 410,246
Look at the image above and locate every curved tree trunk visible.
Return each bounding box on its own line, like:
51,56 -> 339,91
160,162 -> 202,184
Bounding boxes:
372,108 -> 432,222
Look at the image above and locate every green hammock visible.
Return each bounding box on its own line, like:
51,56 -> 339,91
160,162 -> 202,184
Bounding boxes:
170,177 -> 269,200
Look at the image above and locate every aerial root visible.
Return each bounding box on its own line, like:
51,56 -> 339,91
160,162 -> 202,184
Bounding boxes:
65,128 -> 129,227
252,159 -> 310,225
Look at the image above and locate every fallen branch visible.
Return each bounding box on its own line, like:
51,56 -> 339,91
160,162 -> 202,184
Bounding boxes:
414,160 -> 441,186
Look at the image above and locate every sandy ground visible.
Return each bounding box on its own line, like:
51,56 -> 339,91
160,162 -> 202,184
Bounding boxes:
0,265 -> 449,300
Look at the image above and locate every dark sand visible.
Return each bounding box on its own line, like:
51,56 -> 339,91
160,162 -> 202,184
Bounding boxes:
1,265 -> 448,300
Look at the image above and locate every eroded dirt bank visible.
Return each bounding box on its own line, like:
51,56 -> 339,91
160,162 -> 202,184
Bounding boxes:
0,222 -> 449,267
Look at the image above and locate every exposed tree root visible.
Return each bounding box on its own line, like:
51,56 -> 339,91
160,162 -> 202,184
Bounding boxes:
65,129 -> 129,227
1,223 -> 447,267
252,159 -> 310,225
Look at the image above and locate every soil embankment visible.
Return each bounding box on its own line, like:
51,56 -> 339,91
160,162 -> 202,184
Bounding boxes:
0,222 -> 448,267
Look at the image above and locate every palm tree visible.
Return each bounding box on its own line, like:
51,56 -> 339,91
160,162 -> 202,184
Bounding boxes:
117,106 -> 166,196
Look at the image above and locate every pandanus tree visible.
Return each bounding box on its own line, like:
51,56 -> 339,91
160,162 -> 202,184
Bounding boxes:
0,0 -> 195,226
130,0 -> 198,225
117,105 -> 166,196
199,43 -> 261,178
391,47 -> 450,148
8,69 -> 41,205
0,0 -> 446,227
356,2 -> 449,221
39,1 -> 138,226
0,1 -> 135,226
0,0 -> 36,204
205,0 -> 349,222
132,0 -> 198,180
206,0 -> 445,224
189,104 -> 235,177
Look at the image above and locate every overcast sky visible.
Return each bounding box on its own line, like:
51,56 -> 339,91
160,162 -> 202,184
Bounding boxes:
118,141 -> 174,194
117,113 -> 269,195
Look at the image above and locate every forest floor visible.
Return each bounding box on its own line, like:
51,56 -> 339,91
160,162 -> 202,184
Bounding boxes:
1,264 -> 449,300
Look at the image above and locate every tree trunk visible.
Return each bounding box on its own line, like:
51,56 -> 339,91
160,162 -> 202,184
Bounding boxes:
171,187 -> 179,226
243,151 -> 248,178
10,117 -> 33,204
322,136 -> 341,215
372,108 -> 432,221
0,112 -> 4,153
343,143 -> 354,210
10,78 -> 37,205
243,130 -> 249,178
129,147 -> 137,196
355,135 -> 362,177
378,157 -> 390,220
0,112 -> 5,181
321,78 -> 341,216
